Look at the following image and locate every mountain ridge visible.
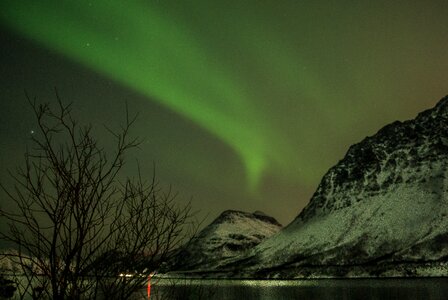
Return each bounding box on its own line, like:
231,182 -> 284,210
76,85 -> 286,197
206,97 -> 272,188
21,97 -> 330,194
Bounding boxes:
233,95 -> 448,278
170,209 -> 282,271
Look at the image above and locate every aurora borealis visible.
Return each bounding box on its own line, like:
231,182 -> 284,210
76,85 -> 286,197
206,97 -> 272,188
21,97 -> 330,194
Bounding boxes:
1,1 -> 447,225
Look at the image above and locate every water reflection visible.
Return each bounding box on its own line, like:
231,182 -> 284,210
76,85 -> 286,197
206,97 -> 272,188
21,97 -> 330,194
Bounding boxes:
141,278 -> 448,300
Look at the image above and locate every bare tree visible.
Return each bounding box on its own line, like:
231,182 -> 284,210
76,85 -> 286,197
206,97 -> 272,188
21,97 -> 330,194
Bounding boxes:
0,92 -> 196,299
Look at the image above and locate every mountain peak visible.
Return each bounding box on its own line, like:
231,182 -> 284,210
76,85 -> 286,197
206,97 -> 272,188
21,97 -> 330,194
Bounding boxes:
216,209 -> 282,227
170,209 -> 282,271
296,95 -> 448,222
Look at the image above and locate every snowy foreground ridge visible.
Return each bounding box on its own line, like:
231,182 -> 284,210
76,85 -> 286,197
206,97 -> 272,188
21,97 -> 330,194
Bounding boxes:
171,210 -> 282,271
239,95 -> 448,278
175,95 -> 448,278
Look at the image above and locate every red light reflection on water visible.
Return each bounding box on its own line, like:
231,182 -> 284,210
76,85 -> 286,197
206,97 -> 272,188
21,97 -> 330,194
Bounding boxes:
147,275 -> 151,299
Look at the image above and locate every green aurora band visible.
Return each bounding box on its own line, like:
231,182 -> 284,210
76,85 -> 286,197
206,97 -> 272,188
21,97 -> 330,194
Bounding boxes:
2,1 -> 446,197
0,1 -> 323,190
2,0 -> 448,225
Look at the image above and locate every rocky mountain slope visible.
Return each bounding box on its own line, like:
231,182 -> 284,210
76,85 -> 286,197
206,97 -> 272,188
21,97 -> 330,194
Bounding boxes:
239,95 -> 448,278
170,210 -> 282,271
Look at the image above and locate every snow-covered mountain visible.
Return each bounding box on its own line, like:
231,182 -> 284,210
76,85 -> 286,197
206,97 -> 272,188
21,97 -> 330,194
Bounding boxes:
170,210 -> 282,271
241,95 -> 448,277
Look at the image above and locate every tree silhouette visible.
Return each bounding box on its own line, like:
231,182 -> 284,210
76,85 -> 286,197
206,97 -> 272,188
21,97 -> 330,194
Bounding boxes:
0,92 -> 196,299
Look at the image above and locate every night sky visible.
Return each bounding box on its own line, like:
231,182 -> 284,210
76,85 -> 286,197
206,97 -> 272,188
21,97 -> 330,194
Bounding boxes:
1,1 -> 447,226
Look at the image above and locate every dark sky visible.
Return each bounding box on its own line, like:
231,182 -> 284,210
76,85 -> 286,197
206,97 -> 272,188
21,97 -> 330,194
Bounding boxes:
1,1 -> 447,226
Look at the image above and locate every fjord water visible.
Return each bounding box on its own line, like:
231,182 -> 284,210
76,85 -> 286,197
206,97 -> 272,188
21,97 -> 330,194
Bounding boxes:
141,278 -> 448,300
